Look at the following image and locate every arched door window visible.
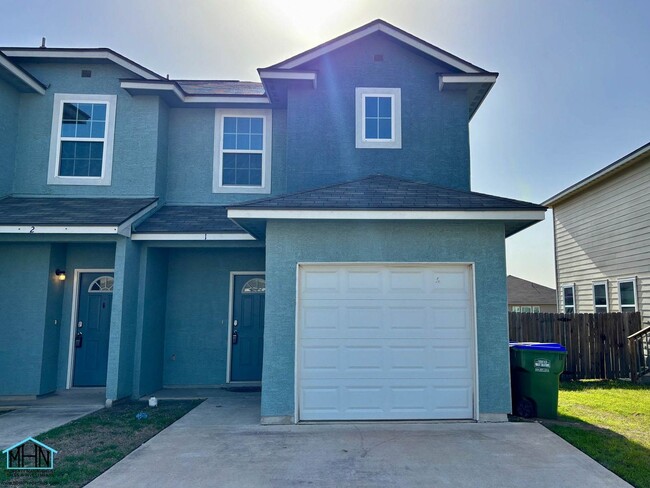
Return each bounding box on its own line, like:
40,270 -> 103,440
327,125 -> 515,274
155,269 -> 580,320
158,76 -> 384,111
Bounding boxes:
241,277 -> 265,294
88,276 -> 114,293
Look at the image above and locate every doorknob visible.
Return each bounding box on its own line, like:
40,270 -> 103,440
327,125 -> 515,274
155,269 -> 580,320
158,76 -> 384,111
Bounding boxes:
77,321 -> 83,329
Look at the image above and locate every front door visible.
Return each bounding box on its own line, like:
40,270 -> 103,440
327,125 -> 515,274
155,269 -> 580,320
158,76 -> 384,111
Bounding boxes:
73,273 -> 113,387
230,274 -> 265,382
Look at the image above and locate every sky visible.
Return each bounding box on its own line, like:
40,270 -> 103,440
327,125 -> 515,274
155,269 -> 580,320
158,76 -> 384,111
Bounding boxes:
1,0 -> 649,288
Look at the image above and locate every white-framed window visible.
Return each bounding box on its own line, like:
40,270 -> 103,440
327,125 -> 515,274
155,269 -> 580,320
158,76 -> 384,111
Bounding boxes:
355,87 -> 402,149
562,284 -> 575,314
48,93 -> 117,186
618,277 -> 638,312
511,306 -> 541,313
593,281 -> 609,313
213,108 -> 272,194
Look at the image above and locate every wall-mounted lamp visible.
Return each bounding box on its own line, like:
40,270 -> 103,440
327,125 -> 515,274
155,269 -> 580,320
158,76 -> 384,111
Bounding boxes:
55,269 -> 66,281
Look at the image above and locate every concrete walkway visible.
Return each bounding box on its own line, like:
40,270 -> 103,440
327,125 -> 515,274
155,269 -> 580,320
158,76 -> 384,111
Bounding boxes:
89,390 -> 630,488
0,388 -> 105,450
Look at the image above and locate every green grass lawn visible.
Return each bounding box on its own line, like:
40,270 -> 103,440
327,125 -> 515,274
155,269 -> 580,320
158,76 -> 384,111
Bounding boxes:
0,399 -> 203,487
543,380 -> 650,488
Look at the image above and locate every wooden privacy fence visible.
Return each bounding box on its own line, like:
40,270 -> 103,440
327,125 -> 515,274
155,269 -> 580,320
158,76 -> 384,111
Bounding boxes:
508,312 -> 642,380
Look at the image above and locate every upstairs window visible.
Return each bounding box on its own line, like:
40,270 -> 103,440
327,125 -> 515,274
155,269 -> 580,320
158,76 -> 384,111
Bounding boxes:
355,88 -> 401,149
48,93 -> 117,186
593,281 -> 609,313
562,284 -> 575,314
618,278 -> 638,312
213,109 -> 272,194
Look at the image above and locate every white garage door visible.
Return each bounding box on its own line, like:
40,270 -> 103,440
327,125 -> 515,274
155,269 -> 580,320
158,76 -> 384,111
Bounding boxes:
297,264 -> 476,421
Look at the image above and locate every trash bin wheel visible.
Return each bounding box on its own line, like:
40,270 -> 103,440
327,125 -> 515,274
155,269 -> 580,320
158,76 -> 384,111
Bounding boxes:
516,397 -> 536,418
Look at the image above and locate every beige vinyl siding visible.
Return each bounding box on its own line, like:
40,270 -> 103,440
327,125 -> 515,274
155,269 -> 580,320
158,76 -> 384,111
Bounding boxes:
554,154 -> 650,321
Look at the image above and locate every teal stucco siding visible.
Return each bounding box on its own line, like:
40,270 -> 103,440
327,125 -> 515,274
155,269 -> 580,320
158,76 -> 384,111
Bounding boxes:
285,33 -> 470,193
262,220 -> 510,420
163,247 -> 265,386
0,79 -> 19,197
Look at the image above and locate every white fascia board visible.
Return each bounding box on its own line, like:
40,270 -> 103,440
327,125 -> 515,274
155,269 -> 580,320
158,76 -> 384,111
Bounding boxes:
227,209 -> 546,221
131,232 -> 255,241
0,56 -> 46,94
0,225 -> 119,234
120,81 -> 270,105
543,143 -> 650,206
116,201 -> 159,237
2,49 -> 159,80
279,23 -> 481,73
439,74 -> 498,90
259,71 -> 316,81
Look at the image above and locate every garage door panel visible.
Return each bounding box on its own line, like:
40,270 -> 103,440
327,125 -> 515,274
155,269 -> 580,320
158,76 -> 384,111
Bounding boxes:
301,339 -> 473,380
300,378 -> 474,420
301,300 -> 471,339
298,264 -> 475,421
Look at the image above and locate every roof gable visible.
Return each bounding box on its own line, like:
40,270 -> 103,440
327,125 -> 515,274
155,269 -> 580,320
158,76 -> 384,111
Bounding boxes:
265,19 -> 487,74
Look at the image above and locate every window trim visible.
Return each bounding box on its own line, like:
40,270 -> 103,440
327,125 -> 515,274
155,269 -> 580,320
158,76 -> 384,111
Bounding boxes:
562,284 -> 575,314
213,108 -> 272,194
355,87 -> 402,149
592,280 -> 609,313
618,277 -> 638,312
47,93 -> 117,186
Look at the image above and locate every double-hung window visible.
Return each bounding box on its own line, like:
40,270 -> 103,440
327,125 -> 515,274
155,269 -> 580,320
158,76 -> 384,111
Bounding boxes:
213,109 -> 272,193
562,284 -> 575,314
592,281 -> 609,313
48,93 -> 117,185
618,278 -> 638,312
355,88 -> 401,149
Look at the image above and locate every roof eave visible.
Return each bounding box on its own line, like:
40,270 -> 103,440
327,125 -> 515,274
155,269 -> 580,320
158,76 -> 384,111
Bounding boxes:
543,141 -> 650,207
0,52 -> 46,94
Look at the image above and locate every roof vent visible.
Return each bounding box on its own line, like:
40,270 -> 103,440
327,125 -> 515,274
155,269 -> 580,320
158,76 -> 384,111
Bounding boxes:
40,37 -> 46,49
81,69 -> 92,78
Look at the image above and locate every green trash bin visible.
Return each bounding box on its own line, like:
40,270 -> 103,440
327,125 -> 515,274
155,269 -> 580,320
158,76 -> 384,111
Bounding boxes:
509,342 -> 567,419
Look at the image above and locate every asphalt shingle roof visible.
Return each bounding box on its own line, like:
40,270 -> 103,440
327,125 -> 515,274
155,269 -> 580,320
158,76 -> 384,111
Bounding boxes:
176,80 -> 265,96
0,197 -> 157,225
134,205 -> 242,233
507,275 -> 557,306
231,175 -> 547,211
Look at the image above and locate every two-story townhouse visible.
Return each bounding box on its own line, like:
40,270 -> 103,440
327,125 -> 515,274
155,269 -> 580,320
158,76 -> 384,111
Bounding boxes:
0,20 -> 545,423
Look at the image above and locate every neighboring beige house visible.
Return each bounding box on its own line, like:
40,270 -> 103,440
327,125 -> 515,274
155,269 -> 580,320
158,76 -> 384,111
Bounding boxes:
507,275 -> 557,312
543,142 -> 650,319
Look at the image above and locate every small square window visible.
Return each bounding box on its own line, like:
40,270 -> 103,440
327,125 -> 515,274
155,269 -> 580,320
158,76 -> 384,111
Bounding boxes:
355,88 -> 401,149
48,93 -> 116,186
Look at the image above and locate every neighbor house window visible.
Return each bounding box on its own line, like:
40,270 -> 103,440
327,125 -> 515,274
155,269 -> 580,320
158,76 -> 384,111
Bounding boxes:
562,284 -> 575,314
593,281 -> 609,313
618,278 -> 638,312
213,109 -> 272,193
48,93 -> 117,186
355,87 -> 401,149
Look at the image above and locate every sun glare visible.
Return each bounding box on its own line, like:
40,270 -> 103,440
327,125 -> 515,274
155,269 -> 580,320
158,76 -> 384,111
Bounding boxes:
264,0 -> 352,43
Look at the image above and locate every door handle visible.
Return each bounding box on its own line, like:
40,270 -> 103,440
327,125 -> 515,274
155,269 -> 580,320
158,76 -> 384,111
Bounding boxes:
75,332 -> 83,348
232,331 -> 238,345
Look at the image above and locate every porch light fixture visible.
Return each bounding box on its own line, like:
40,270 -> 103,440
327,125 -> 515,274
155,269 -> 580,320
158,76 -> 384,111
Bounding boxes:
55,269 -> 66,281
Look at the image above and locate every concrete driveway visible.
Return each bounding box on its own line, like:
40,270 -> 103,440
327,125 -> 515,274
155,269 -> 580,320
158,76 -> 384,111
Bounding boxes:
89,390 -> 630,488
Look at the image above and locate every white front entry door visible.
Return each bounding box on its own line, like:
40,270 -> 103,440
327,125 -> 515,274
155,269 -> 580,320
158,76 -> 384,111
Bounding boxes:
297,264 -> 476,421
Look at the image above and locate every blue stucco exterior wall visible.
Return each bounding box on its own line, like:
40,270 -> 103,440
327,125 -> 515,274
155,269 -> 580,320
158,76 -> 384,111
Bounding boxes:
0,79 -> 19,197
165,108 -> 287,204
11,63 -> 162,197
163,247 -> 265,385
0,243 -> 64,395
133,247 -> 168,397
40,244 -> 66,394
262,220 -> 510,420
285,33 -> 470,193
106,238 -> 141,401
154,99 -> 169,199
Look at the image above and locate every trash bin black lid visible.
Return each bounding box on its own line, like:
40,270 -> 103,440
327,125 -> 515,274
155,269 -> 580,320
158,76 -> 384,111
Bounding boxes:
509,342 -> 567,352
